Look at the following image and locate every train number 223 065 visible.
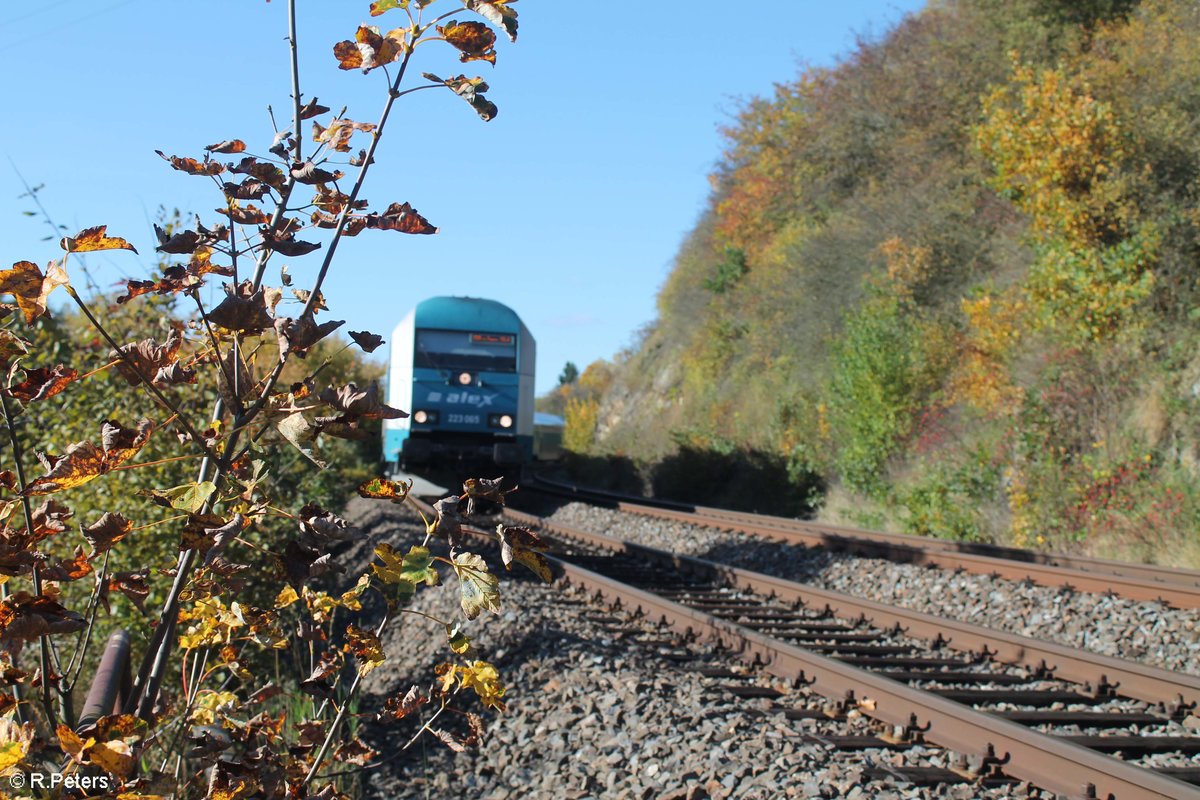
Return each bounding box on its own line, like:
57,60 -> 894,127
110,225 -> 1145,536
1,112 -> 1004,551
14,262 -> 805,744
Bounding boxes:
447,413 -> 481,424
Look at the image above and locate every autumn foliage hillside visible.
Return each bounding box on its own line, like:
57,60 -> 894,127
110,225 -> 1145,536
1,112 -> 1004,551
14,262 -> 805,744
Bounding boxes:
563,0 -> 1200,564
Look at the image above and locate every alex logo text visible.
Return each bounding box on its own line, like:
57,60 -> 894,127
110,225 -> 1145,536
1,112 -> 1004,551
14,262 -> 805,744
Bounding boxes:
424,391 -> 497,407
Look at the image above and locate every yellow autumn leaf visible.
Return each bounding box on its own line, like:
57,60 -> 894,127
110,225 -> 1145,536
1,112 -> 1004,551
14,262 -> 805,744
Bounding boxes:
343,624 -> 385,676
275,585 -> 299,609
0,740 -> 23,774
446,622 -> 471,654
371,543 -> 419,590
456,660 -> 506,711
0,718 -> 32,773
0,261 -> 46,326
177,596 -> 244,650
60,225 -> 138,255
436,663 -> 458,694
301,587 -> 340,623
25,420 -> 153,496
190,690 -> 238,726
89,738 -> 135,779
57,724 -> 94,763
340,573 -> 372,610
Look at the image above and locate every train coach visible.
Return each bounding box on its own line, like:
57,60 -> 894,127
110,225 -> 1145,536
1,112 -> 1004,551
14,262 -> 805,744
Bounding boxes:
383,296 -> 536,473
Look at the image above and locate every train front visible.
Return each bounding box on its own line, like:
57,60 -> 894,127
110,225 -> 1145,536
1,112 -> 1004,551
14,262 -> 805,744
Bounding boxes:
383,297 -> 535,473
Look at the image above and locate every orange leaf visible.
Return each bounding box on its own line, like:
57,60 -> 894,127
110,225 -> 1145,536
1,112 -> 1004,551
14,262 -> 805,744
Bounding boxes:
99,418 -> 154,469
204,139 -> 246,154
188,247 -> 233,279
497,524 -> 552,582
376,685 -> 428,723
57,724 -> 90,762
216,203 -> 271,225
357,477 -> 411,501
41,547 -> 93,582
424,73 -> 498,121
25,420 -> 153,496
438,20 -> 497,65
0,260 -> 63,326
88,739 -> 136,779
369,0 -> 403,16
334,26 -> 406,73
29,499 -> 72,541
60,226 -> 138,255
103,571 -> 150,614
222,178 -> 272,201
313,118 -> 376,153
334,737 -> 379,766
7,364 -> 78,404
25,442 -> 104,495
298,97 -> 330,120
115,280 -> 157,305
156,150 -> 226,176
342,624 -> 385,675
0,261 -> 47,325
0,334 -> 29,372
432,727 -> 468,752
364,202 -> 438,234
88,713 -> 144,740
82,512 -> 133,557
0,592 -> 86,645
37,261 -> 70,318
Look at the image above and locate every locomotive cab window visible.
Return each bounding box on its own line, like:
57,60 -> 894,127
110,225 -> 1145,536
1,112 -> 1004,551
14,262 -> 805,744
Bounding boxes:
414,329 -> 517,372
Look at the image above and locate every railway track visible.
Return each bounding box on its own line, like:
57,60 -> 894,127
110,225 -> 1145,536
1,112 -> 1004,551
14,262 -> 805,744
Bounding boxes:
548,593 -> 1030,795
481,502 -> 1200,800
401,495 -> 1028,796
525,475 -> 1200,609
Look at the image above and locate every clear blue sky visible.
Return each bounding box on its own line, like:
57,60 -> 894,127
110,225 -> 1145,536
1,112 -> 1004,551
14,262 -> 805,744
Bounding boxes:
0,1 -> 926,395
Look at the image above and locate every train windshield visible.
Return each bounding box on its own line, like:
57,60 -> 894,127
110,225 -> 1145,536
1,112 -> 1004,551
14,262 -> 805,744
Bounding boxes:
414,329 -> 517,373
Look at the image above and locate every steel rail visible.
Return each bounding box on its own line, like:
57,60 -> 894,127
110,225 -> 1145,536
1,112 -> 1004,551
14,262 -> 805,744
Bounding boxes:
507,509 -> 1200,710
515,508 -> 1200,799
412,492 -> 1200,796
549,554 -> 1198,800
527,476 -> 1200,608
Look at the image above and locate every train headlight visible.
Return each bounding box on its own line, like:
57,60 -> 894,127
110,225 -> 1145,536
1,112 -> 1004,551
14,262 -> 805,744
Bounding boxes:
413,410 -> 438,424
499,414 -> 513,428
488,414 -> 514,429
457,372 -> 472,386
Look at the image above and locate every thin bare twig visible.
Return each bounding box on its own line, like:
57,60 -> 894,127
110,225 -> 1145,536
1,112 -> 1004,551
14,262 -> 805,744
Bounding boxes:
64,551 -> 110,692
127,0 -> 311,720
0,389 -> 64,727
228,46 -> 419,467
303,610 -> 392,783
191,290 -> 244,417
64,286 -> 218,463
8,160 -> 102,296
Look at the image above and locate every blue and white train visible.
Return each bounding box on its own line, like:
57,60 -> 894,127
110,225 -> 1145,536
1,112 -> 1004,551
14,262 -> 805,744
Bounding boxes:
383,296 -> 538,472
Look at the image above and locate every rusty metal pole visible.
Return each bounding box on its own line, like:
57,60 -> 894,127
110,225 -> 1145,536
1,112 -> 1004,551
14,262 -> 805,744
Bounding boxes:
77,630 -> 131,730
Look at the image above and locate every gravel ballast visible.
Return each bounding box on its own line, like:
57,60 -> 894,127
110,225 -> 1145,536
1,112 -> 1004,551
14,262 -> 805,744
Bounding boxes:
538,501 -> 1200,677
339,497 -> 1052,799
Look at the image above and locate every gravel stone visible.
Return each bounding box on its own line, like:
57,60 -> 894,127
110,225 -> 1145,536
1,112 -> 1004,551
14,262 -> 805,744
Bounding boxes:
539,501 -> 1200,675
340,497 -> 1063,798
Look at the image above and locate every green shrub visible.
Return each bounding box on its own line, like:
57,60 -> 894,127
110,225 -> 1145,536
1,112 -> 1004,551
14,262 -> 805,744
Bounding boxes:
898,452 -> 1002,541
827,286 -> 952,495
